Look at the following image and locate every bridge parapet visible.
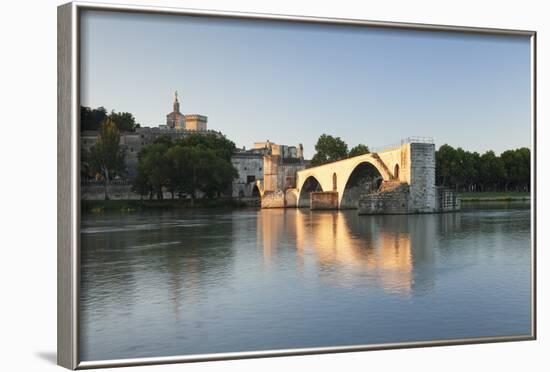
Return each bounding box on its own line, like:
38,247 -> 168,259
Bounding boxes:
370,137 -> 434,153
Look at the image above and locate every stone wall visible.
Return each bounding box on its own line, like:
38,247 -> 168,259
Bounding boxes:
339,176 -> 381,209
263,156 -> 306,192
231,153 -> 263,197
262,155 -> 279,193
261,191 -> 286,208
310,191 -> 339,210
408,143 -> 437,213
82,128 -> 223,182
358,182 -> 410,215
436,187 -> 461,212
81,184 -> 143,200
81,131 -> 142,181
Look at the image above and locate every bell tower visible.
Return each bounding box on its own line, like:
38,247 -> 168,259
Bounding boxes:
166,90 -> 185,129
173,90 -> 180,113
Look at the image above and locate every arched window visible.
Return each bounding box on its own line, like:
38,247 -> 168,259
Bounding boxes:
332,173 -> 337,191
394,164 -> 400,180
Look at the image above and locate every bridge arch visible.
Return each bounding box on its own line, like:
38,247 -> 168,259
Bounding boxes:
340,162 -> 383,209
297,175 -> 323,208
295,151 -> 397,209
252,184 -> 260,198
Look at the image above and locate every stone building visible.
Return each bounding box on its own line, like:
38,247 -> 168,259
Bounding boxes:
231,141 -> 306,198
166,91 -> 208,131
166,91 -> 186,129
81,130 -> 143,180
230,151 -> 264,198
185,115 -> 207,131
81,91 -> 216,181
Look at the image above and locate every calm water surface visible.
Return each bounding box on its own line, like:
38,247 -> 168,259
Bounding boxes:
80,202 -> 532,361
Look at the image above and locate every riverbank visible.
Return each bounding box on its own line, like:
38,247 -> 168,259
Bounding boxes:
460,192 -> 530,202
81,198 -> 257,213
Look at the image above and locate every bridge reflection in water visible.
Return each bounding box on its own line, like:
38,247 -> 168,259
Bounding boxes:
255,209 -> 457,295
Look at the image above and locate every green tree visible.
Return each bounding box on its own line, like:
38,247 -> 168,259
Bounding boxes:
81,106 -> 107,131
436,144 -> 530,192
462,150 -> 481,192
109,111 -> 139,132
136,143 -> 172,199
349,144 -> 370,157
311,134 -> 349,166
501,149 -> 520,191
175,133 -> 236,161
501,147 -> 531,191
131,165 -> 153,199
479,150 -> 506,191
88,118 -> 126,200
166,145 -> 237,202
435,144 -> 456,187
165,144 -> 194,199
200,151 -> 239,198
153,134 -> 173,147
516,147 -> 531,191
135,139 -> 238,202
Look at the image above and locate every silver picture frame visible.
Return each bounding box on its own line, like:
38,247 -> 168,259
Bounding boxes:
57,1 -> 537,369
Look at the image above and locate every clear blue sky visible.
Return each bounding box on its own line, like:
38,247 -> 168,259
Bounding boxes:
80,10 -> 532,158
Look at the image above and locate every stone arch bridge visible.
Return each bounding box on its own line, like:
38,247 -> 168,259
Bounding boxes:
258,138 -> 458,214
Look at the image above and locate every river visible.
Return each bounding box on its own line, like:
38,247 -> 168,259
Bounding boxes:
80,202 -> 532,361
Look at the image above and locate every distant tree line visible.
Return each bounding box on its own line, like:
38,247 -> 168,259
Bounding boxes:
436,144 -> 530,192
132,133 -> 238,201
81,106 -> 140,132
310,134 -> 370,166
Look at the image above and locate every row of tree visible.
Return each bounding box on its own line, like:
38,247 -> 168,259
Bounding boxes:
81,106 -> 140,132
436,145 -> 530,192
310,134 -> 370,166
132,134 -> 238,201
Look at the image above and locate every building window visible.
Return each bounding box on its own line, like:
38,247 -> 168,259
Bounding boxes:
247,175 -> 256,183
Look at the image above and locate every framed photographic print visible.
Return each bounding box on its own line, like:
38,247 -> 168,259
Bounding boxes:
57,1 -> 537,369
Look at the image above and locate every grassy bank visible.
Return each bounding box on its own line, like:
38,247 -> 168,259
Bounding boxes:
81,198 -> 252,213
460,192 -> 530,202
